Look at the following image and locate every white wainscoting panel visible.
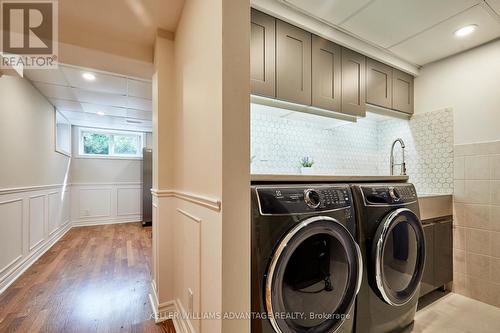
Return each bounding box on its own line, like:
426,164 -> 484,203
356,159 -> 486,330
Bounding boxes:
71,183 -> 142,226
0,199 -> 23,276
0,185 -> 72,293
117,188 -> 142,216
28,195 -> 45,251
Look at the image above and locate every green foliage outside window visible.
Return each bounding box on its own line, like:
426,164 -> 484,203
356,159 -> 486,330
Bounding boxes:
114,135 -> 138,155
83,132 -> 110,155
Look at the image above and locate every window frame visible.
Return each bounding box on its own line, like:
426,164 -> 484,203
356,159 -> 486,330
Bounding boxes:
77,127 -> 145,159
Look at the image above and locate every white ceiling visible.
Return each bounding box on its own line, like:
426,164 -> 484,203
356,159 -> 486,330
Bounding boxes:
282,0 -> 500,65
24,65 -> 153,132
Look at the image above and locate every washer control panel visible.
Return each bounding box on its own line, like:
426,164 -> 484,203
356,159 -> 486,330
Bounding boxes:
256,185 -> 352,215
361,184 -> 417,205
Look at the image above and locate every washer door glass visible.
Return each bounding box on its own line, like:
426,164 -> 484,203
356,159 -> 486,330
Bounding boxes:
373,208 -> 425,306
266,217 -> 362,333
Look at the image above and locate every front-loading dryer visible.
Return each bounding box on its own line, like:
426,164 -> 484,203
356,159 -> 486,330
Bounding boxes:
351,183 -> 425,333
251,184 -> 363,333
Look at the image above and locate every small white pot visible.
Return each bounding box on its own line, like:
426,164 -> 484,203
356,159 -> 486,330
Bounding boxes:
300,167 -> 315,175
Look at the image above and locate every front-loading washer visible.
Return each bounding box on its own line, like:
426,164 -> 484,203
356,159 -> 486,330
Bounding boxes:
251,184 -> 363,333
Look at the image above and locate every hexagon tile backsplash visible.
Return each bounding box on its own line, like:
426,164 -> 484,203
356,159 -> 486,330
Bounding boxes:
251,104 -> 454,194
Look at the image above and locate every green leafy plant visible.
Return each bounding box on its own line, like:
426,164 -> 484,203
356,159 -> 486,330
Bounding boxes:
300,156 -> 314,168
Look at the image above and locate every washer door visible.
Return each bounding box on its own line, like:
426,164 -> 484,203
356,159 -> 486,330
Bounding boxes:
372,208 -> 425,306
266,216 -> 362,333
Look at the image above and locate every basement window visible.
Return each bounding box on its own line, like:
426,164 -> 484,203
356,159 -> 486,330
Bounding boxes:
78,127 -> 144,158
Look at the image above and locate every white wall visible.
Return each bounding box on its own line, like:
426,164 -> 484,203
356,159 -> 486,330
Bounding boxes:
0,75 -> 72,293
415,39 -> 500,145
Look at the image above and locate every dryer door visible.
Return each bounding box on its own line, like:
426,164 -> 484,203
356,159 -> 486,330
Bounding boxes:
266,216 -> 362,333
372,208 -> 425,306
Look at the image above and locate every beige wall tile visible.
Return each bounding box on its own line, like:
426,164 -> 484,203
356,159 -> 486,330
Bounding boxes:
491,181 -> 500,205
464,204 -> 490,229
452,272 -> 468,296
454,249 -> 467,273
465,180 -> 490,204
491,205 -> 500,232
454,156 -> 465,180
489,282 -> 500,308
465,155 -> 490,180
454,180 -> 466,203
491,257 -> 500,284
491,155 -> 500,180
453,203 -> 466,226
467,276 -> 493,304
466,253 -> 491,278
491,232 -> 500,258
467,229 -> 491,255
453,226 -> 466,250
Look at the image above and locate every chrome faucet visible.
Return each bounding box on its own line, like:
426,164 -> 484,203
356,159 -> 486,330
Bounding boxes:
390,138 -> 407,176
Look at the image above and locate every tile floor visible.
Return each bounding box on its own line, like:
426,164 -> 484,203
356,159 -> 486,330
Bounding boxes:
414,293 -> 500,332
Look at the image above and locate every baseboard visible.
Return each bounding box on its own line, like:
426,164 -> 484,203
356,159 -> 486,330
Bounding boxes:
148,288 -> 196,333
0,222 -> 72,294
71,216 -> 142,227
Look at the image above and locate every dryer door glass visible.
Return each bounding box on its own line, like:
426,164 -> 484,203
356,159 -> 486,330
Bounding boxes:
373,208 -> 425,306
266,217 -> 362,333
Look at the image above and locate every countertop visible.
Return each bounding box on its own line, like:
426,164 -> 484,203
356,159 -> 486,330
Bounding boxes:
251,174 -> 410,183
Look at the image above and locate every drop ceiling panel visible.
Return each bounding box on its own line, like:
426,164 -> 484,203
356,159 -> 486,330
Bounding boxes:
73,89 -> 128,108
80,103 -> 128,117
341,0 -> 480,48
127,96 -> 152,112
34,82 -> 76,100
126,109 -> 152,120
390,5 -> 500,64
128,79 -> 152,99
62,66 -> 128,95
486,0 -> 500,15
282,0 -> 373,25
24,68 -> 68,85
49,98 -> 83,111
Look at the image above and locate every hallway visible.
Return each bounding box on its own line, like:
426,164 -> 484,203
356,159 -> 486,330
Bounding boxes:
0,223 -> 174,333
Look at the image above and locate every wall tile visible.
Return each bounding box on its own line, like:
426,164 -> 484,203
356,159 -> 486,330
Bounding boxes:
490,205 -> 500,232
454,181 -> 466,203
467,276 -> 493,305
491,257 -> 500,284
251,106 -> 454,194
465,155 -> 490,180
490,155 -> 500,180
491,181 -> 500,205
452,272 -> 468,296
491,232 -> 500,258
466,253 -> 491,278
454,156 -> 465,180
465,180 -> 490,204
464,204 -> 490,229
453,249 -> 467,274
466,229 -> 491,255
453,226 -> 466,250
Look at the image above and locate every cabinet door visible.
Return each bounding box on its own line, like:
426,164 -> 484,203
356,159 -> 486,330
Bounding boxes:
311,35 -> 341,112
251,9 -> 276,98
434,221 -> 453,287
341,48 -> 366,116
419,223 -> 435,297
276,20 -> 311,105
366,58 -> 393,109
392,69 -> 414,114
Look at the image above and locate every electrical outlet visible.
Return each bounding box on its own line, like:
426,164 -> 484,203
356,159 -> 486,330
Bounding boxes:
188,288 -> 194,314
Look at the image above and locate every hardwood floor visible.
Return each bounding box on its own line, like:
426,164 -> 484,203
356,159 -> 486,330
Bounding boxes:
0,223 -> 175,333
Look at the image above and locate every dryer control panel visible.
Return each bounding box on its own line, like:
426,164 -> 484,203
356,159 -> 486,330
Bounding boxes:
256,186 -> 352,215
361,184 -> 417,205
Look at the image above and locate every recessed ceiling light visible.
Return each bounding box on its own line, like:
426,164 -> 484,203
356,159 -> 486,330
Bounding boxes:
96,111 -> 105,116
454,24 -> 477,37
82,72 -> 96,81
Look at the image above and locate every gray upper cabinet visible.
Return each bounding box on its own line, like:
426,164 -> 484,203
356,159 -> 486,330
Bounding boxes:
250,9 -> 276,98
341,48 -> 366,117
392,69 -> 414,114
366,58 -> 393,109
311,35 -> 341,112
276,20 -> 311,105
